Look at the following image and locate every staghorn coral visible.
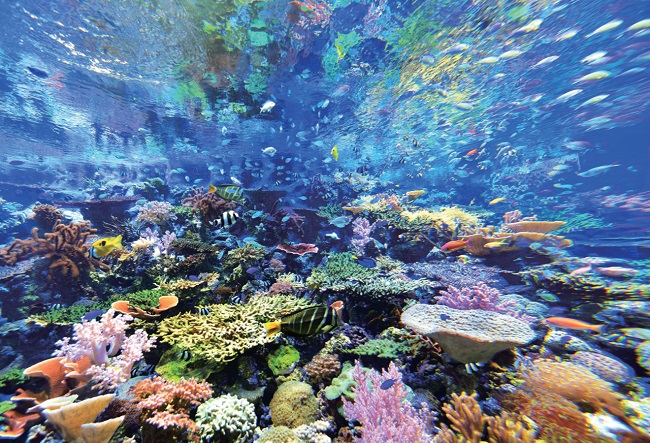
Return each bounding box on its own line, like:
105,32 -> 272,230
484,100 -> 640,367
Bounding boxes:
224,243 -> 266,268
53,309 -> 156,392
408,262 -> 507,289
182,187 -> 237,227
129,376 -> 213,443
0,221 -> 109,283
343,361 -> 433,443
157,294 -> 314,365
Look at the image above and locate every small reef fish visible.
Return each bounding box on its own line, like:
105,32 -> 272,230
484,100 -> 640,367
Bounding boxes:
596,266 -> 638,278
488,197 -> 506,205
581,51 -> 607,64
570,263 -> 593,276
354,256 -> 377,268
574,71 -> 612,83
585,20 -> 623,38
331,146 -> 339,161
262,146 -> 277,156
513,19 -> 543,34
265,301 -> 344,338
555,29 -> 579,41
325,232 -> 340,240
215,211 -> 239,229
329,216 -> 352,228
406,190 -> 425,200
260,100 -> 276,113
499,50 -> 524,60
543,317 -> 605,333
627,19 -> 650,31
551,89 -> 582,105
466,149 -> 478,157
577,94 -> 609,108
444,43 -> 469,54
209,184 -> 245,203
380,379 -> 398,390
477,56 -> 499,64
90,235 -> 123,259
454,102 -> 474,111
531,56 -> 559,68
577,164 -> 619,177
441,240 -> 468,252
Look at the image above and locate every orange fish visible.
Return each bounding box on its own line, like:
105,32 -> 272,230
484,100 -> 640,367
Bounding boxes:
441,240 -> 468,252
466,149 -> 479,156
543,317 -> 605,333
569,264 -> 592,276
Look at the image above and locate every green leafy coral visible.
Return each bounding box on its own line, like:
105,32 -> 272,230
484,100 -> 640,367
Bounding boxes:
157,295 -> 314,365
267,345 -> 300,376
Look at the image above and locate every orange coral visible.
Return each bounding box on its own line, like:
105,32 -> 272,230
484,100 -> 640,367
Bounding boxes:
0,221 -> 109,283
111,295 -> 179,320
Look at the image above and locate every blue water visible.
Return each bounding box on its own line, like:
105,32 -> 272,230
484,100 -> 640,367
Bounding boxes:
0,0 -> 649,441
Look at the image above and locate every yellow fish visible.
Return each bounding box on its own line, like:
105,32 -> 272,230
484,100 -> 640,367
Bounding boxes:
489,197 -> 506,205
406,190 -> 425,200
90,235 -> 123,259
331,146 -> 339,161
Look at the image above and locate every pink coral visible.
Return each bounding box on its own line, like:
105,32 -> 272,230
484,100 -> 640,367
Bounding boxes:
343,361 -> 433,443
53,309 -> 156,392
129,376 -> 213,435
137,201 -> 177,225
436,283 -> 514,313
350,217 -> 377,256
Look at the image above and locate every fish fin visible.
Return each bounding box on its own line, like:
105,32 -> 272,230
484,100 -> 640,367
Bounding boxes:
114,234 -> 123,250
594,324 -> 606,333
208,184 -> 216,193
265,321 -> 281,337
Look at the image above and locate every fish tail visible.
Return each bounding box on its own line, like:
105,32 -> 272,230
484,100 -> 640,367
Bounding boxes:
593,324 -> 606,333
265,321 -> 282,337
115,234 -> 123,250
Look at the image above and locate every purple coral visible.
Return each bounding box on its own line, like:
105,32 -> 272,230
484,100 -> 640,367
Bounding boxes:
343,361 -> 433,443
53,309 -> 156,392
351,217 -> 377,255
435,282 -> 514,313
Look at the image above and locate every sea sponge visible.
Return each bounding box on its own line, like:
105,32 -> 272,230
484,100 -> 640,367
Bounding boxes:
195,394 -> 256,443
270,381 -> 319,428
570,351 -> 635,384
401,304 -> 536,363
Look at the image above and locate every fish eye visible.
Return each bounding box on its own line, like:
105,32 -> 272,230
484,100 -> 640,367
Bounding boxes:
101,241 -> 106,246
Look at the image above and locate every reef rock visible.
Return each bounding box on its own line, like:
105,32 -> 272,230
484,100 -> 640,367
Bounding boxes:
401,304 -> 536,363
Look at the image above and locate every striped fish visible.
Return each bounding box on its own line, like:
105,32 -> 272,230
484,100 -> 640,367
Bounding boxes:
265,301 -> 343,338
209,184 -> 245,203
215,210 -> 239,228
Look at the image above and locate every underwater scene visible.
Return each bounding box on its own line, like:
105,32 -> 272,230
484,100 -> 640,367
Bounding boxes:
0,0 -> 649,441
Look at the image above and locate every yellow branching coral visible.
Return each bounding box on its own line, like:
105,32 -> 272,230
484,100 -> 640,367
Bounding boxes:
157,295 -> 314,364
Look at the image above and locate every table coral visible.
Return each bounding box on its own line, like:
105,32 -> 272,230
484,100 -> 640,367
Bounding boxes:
401,304 -> 536,363
157,294 -> 314,364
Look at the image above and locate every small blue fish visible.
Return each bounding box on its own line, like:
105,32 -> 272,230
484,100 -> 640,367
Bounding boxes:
380,379 -> 397,390
356,257 -> 376,268
81,309 -> 104,322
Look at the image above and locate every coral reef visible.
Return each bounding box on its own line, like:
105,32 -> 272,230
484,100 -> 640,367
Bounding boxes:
183,187 -> 237,227
136,201 -> 177,225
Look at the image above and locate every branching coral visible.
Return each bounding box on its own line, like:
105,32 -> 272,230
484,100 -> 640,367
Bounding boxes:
31,204 -> 63,230
157,294 -> 314,364
136,201 -> 177,225
53,309 -> 156,392
129,376 -> 213,442
182,187 -> 237,227
0,221 -> 109,282
343,361 -> 434,443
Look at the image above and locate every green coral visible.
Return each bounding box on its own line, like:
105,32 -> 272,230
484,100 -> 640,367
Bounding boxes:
343,338 -> 411,359
110,289 -> 168,311
324,362 -> 360,401
554,213 -> 613,234
244,71 -> 268,94
267,345 -> 300,376
0,368 -> 26,389
316,204 -> 343,219
28,302 -> 107,326
154,346 -> 221,382
224,243 -> 266,268
0,401 -> 15,415
157,295 -> 314,365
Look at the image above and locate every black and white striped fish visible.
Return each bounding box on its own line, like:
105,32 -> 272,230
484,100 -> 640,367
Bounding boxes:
198,307 -> 211,315
215,210 -> 239,228
265,301 -> 343,337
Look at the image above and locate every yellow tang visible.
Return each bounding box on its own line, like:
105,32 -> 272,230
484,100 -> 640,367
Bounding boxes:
331,146 -> 339,161
90,234 -> 123,259
489,197 -> 506,205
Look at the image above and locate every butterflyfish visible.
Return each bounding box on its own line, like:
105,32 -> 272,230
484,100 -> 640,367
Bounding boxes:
90,235 -> 123,259
331,146 -> 339,161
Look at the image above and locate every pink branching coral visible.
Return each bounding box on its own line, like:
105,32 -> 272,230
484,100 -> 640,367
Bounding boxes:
343,361 -> 433,443
137,201 -> 177,225
351,217 -> 377,256
436,283 -> 514,313
129,376 -> 213,439
436,283 -> 535,323
53,309 -> 156,392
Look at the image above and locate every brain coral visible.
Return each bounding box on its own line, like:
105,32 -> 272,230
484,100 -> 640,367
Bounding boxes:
195,394 -> 256,443
270,381 -> 319,428
257,426 -> 300,443
401,304 -> 536,363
